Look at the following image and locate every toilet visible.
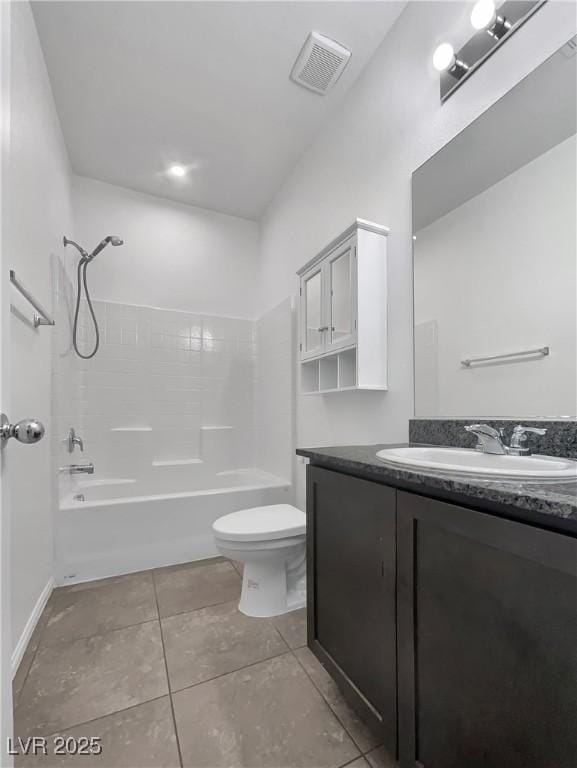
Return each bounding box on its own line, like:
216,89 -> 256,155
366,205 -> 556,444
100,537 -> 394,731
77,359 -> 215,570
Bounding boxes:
213,504 -> 306,618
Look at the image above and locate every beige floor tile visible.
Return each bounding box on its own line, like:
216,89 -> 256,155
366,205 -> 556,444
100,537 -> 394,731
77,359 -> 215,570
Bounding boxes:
230,560 -> 244,576
346,759 -> 370,768
43,573 -> 158,645
173,652 -> 360,768
15,697 -> 179,768
13,600 -> 55,707
154,559 -> 241,618
294,647 -> 381,754
273,607 -> 307,649
54,571 -> 151,595
162,600 -> 288,690
15,622 -> 168,737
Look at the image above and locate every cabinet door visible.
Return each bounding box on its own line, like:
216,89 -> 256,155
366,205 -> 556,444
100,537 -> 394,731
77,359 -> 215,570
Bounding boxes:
326,236 -> 356,352
307,465 -> 397,753
397,491 -> 577,768
300,265 -> 325,359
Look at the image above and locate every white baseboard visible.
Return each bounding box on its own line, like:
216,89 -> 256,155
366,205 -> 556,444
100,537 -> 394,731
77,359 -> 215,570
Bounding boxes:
11,578 -> 54,678
55,536 -> 219,586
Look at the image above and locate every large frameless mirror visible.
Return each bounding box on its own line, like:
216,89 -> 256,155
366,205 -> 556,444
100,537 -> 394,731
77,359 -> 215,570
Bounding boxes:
412,37 -> 577,419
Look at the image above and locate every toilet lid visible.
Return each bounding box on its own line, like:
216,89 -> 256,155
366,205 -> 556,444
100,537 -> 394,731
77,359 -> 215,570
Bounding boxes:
213,504 -> 305,542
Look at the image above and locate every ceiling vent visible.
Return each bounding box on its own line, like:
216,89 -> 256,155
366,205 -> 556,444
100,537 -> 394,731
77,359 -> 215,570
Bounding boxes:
290,32 -> 351,95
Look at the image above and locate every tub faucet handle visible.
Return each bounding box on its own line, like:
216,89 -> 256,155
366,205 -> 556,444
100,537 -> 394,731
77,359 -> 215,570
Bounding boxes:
68,427 -> 84,453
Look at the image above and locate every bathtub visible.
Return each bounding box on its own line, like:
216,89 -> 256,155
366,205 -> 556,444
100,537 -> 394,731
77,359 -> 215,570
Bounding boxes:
56,467 -> 292,585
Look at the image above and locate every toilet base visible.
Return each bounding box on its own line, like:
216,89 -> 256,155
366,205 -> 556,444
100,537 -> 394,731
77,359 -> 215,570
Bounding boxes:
238,560 -> 306,618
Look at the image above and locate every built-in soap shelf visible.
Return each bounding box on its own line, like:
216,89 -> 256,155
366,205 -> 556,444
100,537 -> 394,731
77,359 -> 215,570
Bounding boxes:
301,347 -> 358,394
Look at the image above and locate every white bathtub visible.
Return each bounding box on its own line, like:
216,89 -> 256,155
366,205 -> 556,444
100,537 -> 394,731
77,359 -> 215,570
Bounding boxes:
56,467 -> 292,585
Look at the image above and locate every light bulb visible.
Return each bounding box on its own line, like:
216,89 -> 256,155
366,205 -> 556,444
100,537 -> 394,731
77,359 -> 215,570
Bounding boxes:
433,43 -> 456,72
471,0 -> 497,30
167,164 -> 187,178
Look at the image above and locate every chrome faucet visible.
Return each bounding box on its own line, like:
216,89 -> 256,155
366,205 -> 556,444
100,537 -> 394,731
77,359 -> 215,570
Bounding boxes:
465,424 -> 547,456
67,427 -> 84,453
464,424 -> 507,455
60,463 -> 94,475
508,425 -> 547,456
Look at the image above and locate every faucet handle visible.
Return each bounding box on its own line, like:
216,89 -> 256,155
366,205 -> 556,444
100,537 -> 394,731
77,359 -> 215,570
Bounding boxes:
68,427 -> 84,453
509,425 -> 547,454
511,424 -> 547,442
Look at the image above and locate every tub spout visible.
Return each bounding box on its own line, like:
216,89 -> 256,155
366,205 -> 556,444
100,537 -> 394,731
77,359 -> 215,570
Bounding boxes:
60,463 -> 95,475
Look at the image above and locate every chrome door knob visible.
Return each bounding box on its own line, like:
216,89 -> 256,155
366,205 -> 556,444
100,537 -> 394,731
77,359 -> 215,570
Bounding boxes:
0,413 -> 45,445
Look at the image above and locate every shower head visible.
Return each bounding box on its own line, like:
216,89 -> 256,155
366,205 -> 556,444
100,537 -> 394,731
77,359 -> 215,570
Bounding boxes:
89,235 -> 124,260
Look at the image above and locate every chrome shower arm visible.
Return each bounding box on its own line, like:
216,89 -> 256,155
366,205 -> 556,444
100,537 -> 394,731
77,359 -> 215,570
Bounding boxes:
63,236 -> 89,260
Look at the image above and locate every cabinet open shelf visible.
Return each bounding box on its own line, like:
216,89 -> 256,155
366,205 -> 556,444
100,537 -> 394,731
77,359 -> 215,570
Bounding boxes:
301,347 -> 363,394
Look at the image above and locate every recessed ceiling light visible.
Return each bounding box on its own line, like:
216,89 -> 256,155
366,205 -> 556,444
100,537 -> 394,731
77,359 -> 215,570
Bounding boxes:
167,164 -> 187,178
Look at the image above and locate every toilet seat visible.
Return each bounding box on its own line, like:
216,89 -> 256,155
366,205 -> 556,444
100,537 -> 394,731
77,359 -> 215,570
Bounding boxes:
213,504 -> 305,542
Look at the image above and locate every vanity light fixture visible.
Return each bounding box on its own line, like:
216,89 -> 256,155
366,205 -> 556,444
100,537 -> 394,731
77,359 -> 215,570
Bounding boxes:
471,0 -> 497,30
432,43 -> 469,77
470,0 -> 512,39
433,0 -> 546,102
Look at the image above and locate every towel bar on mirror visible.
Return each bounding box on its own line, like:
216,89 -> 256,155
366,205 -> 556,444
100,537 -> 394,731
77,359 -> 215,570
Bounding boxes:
461,346 -> 549,367
9,270 -> 55,328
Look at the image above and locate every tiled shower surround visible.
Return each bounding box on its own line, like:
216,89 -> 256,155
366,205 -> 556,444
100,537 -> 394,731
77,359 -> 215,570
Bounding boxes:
77,301 -> 256,476
79,300 -> 293,480
54,287 -> 294,489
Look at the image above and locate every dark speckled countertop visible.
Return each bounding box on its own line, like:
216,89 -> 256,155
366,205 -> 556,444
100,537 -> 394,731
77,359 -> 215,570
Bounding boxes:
296,443 -> 577,535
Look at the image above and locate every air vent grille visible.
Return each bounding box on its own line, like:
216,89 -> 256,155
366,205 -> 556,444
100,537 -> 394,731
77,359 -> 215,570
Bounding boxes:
291,32 -> 351,95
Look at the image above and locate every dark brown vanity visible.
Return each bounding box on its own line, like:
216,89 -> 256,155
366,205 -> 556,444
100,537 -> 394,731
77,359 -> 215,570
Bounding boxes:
297,34 -> 577,768
298,445 -> 577,768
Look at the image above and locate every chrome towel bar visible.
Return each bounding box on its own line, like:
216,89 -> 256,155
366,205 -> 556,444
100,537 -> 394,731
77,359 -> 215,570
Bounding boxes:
9,269 -> 55,328
461,346 -> 549,367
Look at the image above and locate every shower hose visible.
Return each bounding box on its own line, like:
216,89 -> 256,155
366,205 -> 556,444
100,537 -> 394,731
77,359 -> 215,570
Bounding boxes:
73,258 -> 100,359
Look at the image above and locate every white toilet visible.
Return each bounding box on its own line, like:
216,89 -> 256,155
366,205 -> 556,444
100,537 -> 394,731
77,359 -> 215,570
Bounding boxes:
213,504 -> 306,618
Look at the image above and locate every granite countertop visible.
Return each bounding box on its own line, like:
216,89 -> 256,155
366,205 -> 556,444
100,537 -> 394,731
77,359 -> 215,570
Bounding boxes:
296,443 -> 577,533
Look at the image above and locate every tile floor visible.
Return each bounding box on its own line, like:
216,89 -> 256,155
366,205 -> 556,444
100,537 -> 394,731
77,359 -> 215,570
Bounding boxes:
13,558 -> 395,768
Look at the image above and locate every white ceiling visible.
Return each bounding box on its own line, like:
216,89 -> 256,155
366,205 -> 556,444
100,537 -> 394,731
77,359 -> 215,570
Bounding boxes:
32,1 -> 406,220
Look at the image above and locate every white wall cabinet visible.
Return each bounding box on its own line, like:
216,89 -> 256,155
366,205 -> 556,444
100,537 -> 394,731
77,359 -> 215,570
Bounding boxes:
297,219 -> 389,394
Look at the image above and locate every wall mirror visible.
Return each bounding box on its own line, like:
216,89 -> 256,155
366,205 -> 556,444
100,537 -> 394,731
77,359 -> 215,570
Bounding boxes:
412,37 -> 576,419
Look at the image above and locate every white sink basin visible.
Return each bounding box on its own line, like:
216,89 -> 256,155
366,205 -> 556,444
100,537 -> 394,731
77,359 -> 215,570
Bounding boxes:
375,446 -> 577,482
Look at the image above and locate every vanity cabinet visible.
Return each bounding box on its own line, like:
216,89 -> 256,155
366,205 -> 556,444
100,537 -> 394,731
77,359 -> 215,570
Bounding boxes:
397,491 -> 577,768
305,462 -> 577,768
306,466 -> 397,752
298,219 -> 389,393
